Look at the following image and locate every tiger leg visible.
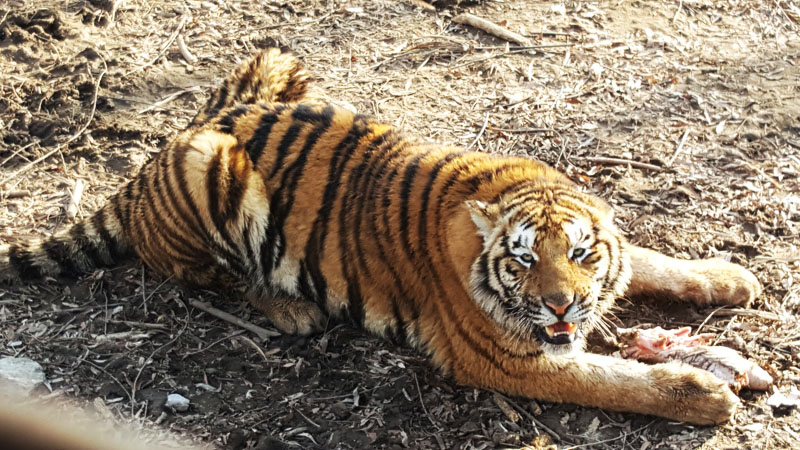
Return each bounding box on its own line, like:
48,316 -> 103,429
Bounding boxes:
624,244 -> 761,306
246,288 -> 326,336
455,351 -> 738,425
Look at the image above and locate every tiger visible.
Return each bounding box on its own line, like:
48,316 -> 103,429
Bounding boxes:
0,48 -> 762,425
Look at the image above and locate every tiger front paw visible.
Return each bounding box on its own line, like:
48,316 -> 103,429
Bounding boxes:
651,363 -> 740,425
681,259 -> 761,307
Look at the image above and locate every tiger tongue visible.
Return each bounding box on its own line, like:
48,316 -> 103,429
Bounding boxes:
549,321 -> 577,334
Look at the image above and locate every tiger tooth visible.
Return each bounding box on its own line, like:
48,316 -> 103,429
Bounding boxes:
545,326 -> 556,337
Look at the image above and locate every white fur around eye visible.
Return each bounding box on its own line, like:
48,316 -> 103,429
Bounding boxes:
570,247 -> 590,262
564,219 -> 593,262
516,252 -> 537,268
509,223 -> 537,267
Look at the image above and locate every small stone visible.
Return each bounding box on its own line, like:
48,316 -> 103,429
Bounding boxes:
164,393 -> 191,412
767,386 -> 800,415
0,357 -> 46,394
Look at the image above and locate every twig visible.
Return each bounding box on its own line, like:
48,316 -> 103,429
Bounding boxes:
413,372 -> 440,430
668,129 -> 690,166
407,0 -> 435,11
673,0 -> 683,24
253,11 -> 333,31
0,140 -> 38,167
695,305 -> 728,334
138,86 -> 202,114
707,308 -> 781,321
584,156 -> 663,172
563,420 -> 657,449
452,13 -> 531,46
493,392 -> 562,443
294,407 -> 322,428
183,329 -> 246,357
238,335 -> 269,362
130,14 -> 187,74
5,190 -> 31,199
109,0 -> 124,24
492,392 -> 520,423
188,298 -> 280,339
696,306 -> 781,335
65,179 -> 84,219
474,43 -> 574,51
467,113 -> 490,150
525,30 -> 573,37
106,319 -> 169,330
489,126 -> 552,133
92,330 -> 152,343
176,34 -> 198,64
0,65 -> 106,186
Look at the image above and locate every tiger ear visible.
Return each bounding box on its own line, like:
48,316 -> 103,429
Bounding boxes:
464,200 -> 501,239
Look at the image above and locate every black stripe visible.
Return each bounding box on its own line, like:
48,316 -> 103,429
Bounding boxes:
377,147 -> 425,328
270,106 -> 334,258
205,153 -> 243,264
389,295 -> 408,345
417,152 -> 465,258
172,145 -> 245,275
222,154 -> 248,224
297,260 -> 316,302
397,152 -> 428,261
345,130 -> 405,327
425,156 -> 540,363
159,155 -> 207,247
259,219 -> 280,282
477,253 -> 502,299
304,115 -> 371,306
91,210 -> 123,262
41,237 -> 80,276
151,154 -> 205,256
245,106 -> 286,164
217,105 -> 250,135
233,67 -> 252,100
463,164 -> 526,195
70,222 -> 105,269
364,138 -> 423,340
267,104 -> 332,180
145,164 -> 208,260
602,235 -> 623,291
345,273 -> 365,327
242,223 -> 255,267
206,82 -> 230,121
111,192 -> 128,235
267,122 -> 302,179
492,252 -> 515,300
9,245 -> 42,279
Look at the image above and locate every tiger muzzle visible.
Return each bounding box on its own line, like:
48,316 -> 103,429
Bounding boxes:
539,293 -> 579,345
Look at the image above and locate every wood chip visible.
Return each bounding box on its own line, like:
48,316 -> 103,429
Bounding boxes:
452,13 -> 531,46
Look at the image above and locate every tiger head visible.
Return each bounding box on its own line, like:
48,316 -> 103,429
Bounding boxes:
464,186 -> 631,355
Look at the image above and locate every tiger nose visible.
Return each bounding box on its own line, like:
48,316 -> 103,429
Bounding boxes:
544,294 -> 574,316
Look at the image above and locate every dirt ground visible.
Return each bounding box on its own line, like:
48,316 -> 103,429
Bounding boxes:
1,0 -> 799,448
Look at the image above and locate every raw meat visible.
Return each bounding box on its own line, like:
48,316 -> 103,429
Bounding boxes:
617,326 -> 772,393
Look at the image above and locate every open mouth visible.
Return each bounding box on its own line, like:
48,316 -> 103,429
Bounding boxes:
537,321 -> 578,345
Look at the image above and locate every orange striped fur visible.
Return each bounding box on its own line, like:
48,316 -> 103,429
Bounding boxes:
1,48 -> 763,424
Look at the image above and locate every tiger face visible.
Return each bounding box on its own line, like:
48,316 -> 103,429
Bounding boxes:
465,187 -> 632,355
